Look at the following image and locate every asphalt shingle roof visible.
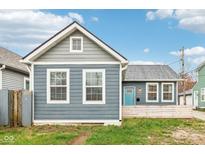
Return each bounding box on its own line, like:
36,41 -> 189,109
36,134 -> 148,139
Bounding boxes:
123,64 -> 179,81
0,47 -> 28,73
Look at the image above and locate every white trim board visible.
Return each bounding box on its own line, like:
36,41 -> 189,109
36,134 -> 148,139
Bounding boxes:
32,62 -> 121,65
161,82 -> 175,102
33,120 -> 121,126
23,22 -> 128,63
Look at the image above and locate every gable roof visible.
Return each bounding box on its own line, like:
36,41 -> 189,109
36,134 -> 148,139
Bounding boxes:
123,64 -> 179,81
22,21 -> 128,63
0,47 -> 28,74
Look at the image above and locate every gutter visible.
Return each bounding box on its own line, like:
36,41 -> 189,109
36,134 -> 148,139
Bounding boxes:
0,64 -> 6,89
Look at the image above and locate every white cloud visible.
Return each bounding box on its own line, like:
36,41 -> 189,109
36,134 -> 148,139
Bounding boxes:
146,9 -> 174,20
143,48 -> 150,53
0,10 -> 84,55
91,16 -> 99,22
170,46 -> 205,65
129,60 -> 163,65
146,9 -> 205,34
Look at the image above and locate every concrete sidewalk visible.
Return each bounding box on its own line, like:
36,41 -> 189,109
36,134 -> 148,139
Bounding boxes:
193,111 -> 205,121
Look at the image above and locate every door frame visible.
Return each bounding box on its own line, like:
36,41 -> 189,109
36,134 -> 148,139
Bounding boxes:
194,91 -> 199,108
123,86 -> 136,106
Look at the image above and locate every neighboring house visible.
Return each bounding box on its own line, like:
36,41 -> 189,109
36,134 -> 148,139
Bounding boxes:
122,65 -> 180,106
21,22 -> 128,125
193,62 -> 205,108
21,22 -> 182,125
178,89 -> 192,106
0,47 -> 29,90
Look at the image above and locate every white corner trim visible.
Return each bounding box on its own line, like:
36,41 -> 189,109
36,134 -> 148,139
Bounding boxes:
23,23 -> 128,63
119,64 -> 122,120
70,36 -> 83,53
24,77 -> 30,90
82,69 -> 105,105
146,82 -> 159,103
47,69 -> 70,104
161,82 -> 175,102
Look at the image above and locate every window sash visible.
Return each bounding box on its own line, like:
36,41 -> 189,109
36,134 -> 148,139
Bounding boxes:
146,83 -> 158,102
83,69 -> 105,104
47,69 -> 69,104
162,83 -> 174,102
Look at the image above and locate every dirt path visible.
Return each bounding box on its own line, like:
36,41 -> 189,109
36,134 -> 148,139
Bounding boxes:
69,132 -> 91,145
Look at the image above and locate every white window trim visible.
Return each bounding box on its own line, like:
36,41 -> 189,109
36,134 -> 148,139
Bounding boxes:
70,36 -> 83,52
24,77 -> 30,90
47,69 -> 70,104
161,82 -> 174,102
146,82 -> 159,103
201,88 -> 205,102
83,69 -> 105,104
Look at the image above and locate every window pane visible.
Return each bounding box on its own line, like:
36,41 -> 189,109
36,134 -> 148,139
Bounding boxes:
163,84 -> 172,92
86,87 -> 102,101
86,72 -> 102,86
50,87 -> 67,101
26,81 -> 29,90
163,93 -> 172,100
72,38 -> 81,50
148,93 -> 157,100
149,85 -> 157,92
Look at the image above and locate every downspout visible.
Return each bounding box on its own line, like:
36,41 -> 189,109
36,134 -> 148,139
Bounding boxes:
0,64 -> 6,89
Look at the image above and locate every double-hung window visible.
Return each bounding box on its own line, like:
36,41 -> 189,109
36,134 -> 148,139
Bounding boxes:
70,36 -> 83,52
146,83 -> 159,102
47,69 -> 69,104
83,69 -> 105,104
201,88 -> 205,102
162,83 -> 174,102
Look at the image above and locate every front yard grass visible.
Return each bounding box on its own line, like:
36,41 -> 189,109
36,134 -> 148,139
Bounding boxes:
1,118 -> 205,145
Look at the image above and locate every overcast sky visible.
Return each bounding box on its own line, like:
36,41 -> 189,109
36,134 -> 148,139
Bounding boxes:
1,9 -> 205,73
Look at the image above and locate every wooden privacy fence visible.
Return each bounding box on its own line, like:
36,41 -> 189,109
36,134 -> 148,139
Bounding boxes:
0,89 -> 32,127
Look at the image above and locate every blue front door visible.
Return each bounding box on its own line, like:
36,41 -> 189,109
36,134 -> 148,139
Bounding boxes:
124,87 -> 135,106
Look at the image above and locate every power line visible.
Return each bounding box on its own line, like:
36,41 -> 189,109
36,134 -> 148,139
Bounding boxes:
166,59 -> 181,66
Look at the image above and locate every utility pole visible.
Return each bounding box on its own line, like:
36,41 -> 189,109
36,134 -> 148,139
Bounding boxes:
180,47 -> 186,105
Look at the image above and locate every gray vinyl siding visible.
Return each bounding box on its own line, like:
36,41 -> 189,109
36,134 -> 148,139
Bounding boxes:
35,30 -> 118,62
122,81 -> 177,105
2,69 -> 28,90
34,64 -> 120,120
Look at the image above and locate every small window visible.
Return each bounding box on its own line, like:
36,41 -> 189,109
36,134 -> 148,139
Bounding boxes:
83,69 -> 105,104
162,83 -> 174,102
24,77 -> 30,90
70,37 -> 83,52
146,83 -> 159,102
47,69 -> 69,104
201,88 -> 205,102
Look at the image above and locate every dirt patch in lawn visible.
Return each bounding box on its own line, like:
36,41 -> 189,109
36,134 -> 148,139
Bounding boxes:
69,132 -> 91,145
172,128 -> 205,144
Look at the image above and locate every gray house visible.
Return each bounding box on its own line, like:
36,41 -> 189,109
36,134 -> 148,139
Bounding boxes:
21,22 -> 181,125
22,22 -> 128,125
123,65 -> 179,106
0,47 -> 29,90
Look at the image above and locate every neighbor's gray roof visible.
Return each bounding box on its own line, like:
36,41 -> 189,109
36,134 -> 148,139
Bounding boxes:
123,65 -> 179,81
0,47 -> 28,74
